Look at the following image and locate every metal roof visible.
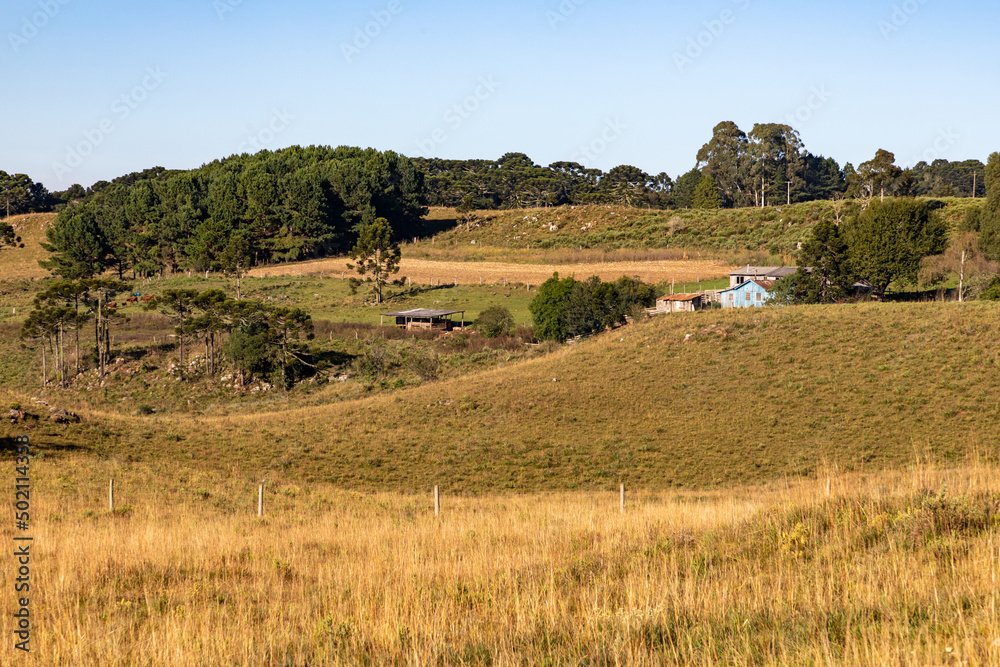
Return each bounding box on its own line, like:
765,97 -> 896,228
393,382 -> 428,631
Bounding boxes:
728,265 -> 799,278
380,308 -> 464,318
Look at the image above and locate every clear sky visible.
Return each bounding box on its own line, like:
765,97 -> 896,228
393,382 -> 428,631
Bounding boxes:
3,0 -> 997,190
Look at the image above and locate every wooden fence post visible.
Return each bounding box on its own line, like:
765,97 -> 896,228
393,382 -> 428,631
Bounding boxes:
620,483 -> 625,514
434,485 -> 440,516
109,479 -> 115,512
258,483 -> 264,517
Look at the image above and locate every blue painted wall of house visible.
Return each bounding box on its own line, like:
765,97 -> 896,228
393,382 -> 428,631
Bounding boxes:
720,280 -> 771,308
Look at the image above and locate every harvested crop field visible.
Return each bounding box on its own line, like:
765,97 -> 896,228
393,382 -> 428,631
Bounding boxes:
250,257 -> 733,285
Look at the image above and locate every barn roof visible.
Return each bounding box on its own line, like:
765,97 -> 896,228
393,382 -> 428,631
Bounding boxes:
657,293 -> 702,302
380,308 -> 464,318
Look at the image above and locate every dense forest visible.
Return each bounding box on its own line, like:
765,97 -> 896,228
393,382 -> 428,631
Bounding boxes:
36,146 -> 427,280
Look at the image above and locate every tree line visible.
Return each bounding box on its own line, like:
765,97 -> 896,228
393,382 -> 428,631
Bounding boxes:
414,124 -> 986,212
38,146 -> 428,281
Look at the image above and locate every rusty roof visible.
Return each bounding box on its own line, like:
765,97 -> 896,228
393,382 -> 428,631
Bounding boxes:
657,293 -> 702,302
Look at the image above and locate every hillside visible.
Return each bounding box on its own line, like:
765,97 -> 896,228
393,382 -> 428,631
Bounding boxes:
5,301 -> 998,492
0,211 -> 54,280
408,198 -> 982,261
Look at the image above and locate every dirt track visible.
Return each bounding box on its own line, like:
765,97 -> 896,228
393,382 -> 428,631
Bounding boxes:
251,258 -> 732,285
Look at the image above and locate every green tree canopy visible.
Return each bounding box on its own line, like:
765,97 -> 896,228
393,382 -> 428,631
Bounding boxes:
846,198 -> 948,296
691,173 -> 723,209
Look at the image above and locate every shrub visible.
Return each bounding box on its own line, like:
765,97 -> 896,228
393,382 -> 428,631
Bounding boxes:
477,306 -> 514,338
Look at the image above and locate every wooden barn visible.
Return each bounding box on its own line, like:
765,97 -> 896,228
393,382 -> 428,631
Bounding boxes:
652,293 -> 704,313
720,280 -> 776,309
380,308 -> 466,332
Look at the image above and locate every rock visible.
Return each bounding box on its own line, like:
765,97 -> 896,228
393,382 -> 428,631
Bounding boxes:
48,409 -> 79,424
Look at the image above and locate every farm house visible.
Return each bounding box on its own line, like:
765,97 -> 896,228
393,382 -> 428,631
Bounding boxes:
728,266 -> 798,288
380,308 -> 466,332
720,280 -> 776,309
651,293 -> 704,314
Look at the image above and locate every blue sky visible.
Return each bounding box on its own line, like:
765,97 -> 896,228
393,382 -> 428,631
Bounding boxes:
3,0 -> 996,190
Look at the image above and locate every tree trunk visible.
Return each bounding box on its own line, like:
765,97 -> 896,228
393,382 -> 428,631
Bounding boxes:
959,250 -> 966,303
41,338 -> 47,387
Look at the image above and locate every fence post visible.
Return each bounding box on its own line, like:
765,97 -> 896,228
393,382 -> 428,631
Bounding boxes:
258,483 -> 264,517
825,476 -> 831,498
434,485 -> 440,517
109,478 -> 115,512
620,483 -> 625,514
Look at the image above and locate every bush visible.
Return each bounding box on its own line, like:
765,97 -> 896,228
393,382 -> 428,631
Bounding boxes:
477,305 -> 514,338
223,322 -> 277,384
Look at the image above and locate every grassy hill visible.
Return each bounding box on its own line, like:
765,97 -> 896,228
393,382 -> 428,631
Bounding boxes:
5,301 -> 998,493
410,197 -> 982,263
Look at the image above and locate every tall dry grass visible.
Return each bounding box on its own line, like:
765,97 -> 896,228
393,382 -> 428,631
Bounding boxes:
4,461 -> 999,665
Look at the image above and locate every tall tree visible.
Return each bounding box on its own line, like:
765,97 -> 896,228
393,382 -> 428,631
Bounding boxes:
696,121 -> 750,207
976,152 -> 1000,260
792,220 -> 853,303
347,217 -> 401,305
747,124 -> 805,208
40,206 -> 111,279
846,198 -> 948,297
856,149 -> 902,202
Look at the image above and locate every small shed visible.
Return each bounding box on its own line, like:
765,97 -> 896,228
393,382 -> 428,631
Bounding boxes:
654,293 -> 704,313
720,280 -> 776,309
380,308 -> 466,332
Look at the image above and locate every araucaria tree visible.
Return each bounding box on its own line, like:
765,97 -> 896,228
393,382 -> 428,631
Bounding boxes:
347,217 -> 400,304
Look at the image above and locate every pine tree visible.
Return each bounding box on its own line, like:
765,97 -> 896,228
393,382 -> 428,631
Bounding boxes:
691,173 -> 723,209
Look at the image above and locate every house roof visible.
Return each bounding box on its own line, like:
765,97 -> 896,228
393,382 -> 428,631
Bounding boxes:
657,293 -> 702,302
728,265 -> 798,278
720,280 -> 777,294
380,309 -> 464,318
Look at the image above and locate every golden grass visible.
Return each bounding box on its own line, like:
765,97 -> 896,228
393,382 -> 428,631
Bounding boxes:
3,458 -> 999,665
250,256 -> 732,285
0,212 -> 54,281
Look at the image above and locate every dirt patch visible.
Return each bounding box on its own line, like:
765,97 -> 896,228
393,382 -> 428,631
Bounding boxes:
250,257 -> 733,285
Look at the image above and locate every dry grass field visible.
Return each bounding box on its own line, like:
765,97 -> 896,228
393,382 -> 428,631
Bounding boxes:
250,256 -> 732,286
0,212 -> 54,281
1,458 -> 997,665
